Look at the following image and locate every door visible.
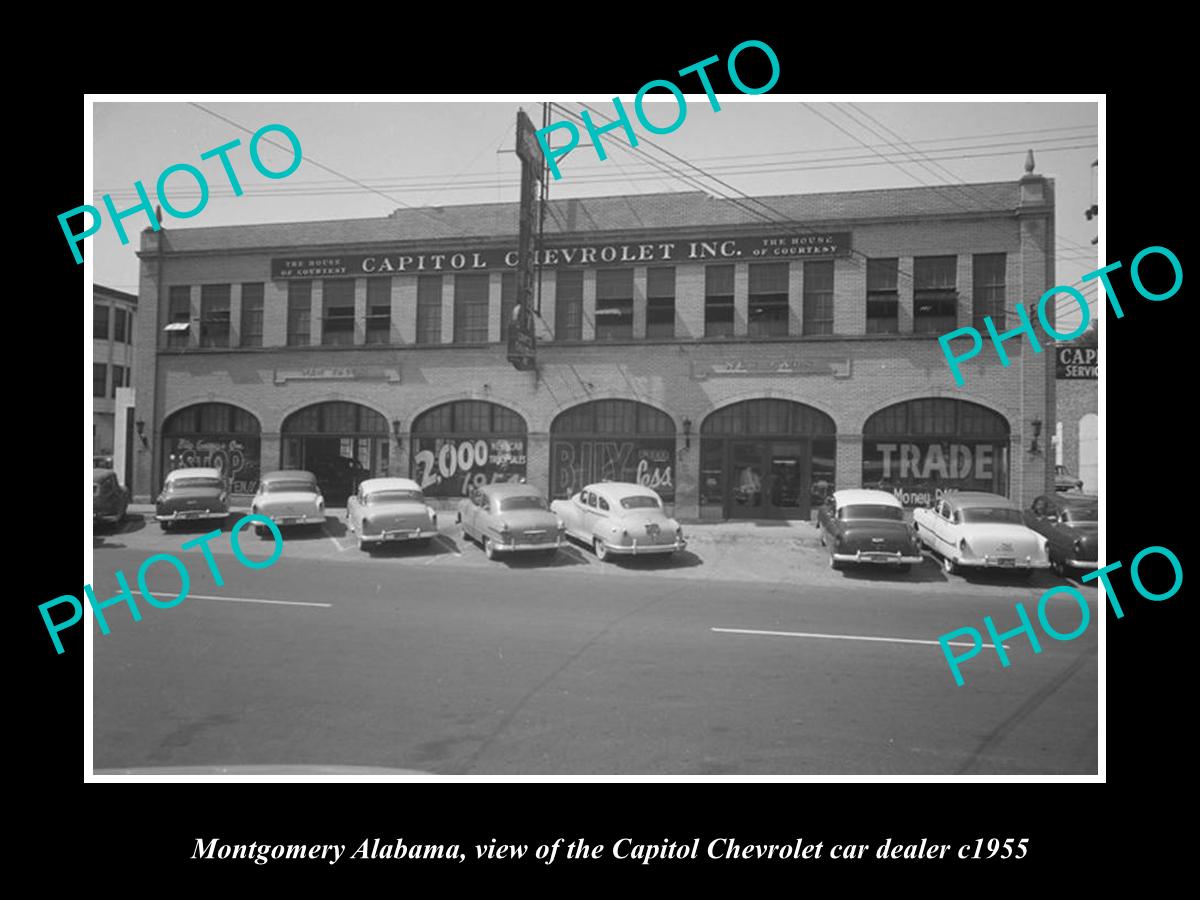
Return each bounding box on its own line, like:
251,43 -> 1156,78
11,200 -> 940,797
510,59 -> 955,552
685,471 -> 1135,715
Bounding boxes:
767,441 -> 809,519
729,441 -> 766,518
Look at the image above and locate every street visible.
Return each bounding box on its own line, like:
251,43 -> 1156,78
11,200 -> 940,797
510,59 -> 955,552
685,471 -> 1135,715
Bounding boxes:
91,512 -> 1098,775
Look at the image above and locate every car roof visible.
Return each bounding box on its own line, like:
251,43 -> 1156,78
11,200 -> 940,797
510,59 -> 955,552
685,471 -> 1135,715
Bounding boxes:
832,489 -> 902,508
944,492 -> 1017,509
165,467 -> 222,479
260,469 -> 317,482
360,477 -> 422,494
1053,493 -> 1098,505
479,482 -> 541,498
585,481 -> 661,500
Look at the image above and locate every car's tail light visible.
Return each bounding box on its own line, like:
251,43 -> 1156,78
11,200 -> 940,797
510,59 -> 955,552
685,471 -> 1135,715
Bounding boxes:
556,519 -> 565,532
1074,538 -> 1084,555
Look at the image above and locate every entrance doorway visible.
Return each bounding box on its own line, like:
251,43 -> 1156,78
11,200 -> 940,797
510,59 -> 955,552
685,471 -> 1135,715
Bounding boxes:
280,402 -> 390,505
729,440 -> 810,519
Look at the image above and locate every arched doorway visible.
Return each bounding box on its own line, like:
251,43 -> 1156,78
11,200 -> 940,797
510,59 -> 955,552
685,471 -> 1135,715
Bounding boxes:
700,400 -> 835,519
862,398 -> 1010,507
161,403 -> 262,494
410,401 -> 528,498
281,402 -> 390,505
1078,413 -> 1098,494
550,400 -> 676,500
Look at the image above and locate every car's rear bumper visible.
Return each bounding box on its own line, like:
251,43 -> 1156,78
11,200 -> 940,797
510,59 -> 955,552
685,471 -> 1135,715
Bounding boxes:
94,511 -> 124,523
260,513 -> 325,527
490,536 -> 564,553
602,538 -> 687,556
156,511 -> 228,523
361,527 -> 434,544
833,551 -> 923,565
1064,557 -> 1097,570
957,557 -> 1051,570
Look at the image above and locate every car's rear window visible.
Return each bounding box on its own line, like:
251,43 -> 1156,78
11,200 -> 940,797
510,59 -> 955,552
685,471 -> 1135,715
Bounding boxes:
1063,507 -> 1097,524
620,496 -> 660,510
841,504 -> 903,521
366,490 -> 422,504
168,477 -> 223,490
961,507 -> 1022,524
263,481 -> 317,494
499,496 -> 547,512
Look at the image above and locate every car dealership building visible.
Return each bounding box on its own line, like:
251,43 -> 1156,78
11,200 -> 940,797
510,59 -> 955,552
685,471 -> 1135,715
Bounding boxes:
131,168 -> 1058,519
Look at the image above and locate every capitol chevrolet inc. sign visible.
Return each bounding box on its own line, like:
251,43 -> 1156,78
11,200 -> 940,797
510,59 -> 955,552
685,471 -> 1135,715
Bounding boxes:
271,232 -> 852,278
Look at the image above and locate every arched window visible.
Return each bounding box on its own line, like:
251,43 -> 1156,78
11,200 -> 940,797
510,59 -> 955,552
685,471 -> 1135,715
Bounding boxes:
862,399 -> 1010,506
281,402 -> 390,505
550,400 -> 675,500
410,401 -> 528,497
699,400 -> 835,519
161,403 -> 261,493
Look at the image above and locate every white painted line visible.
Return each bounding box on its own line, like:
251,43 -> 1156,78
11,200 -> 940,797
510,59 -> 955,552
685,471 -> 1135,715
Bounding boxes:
146,591 -> 331,609
436,534 -> 462,557
711,627 -> 1008,650
323,525 -> 348,552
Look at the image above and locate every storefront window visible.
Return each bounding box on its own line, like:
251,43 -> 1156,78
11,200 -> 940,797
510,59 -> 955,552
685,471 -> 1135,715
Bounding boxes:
411,401 -> 527,497
550,400 -> 675,500
162,402 -> 262,494
862,398 -> 1009,507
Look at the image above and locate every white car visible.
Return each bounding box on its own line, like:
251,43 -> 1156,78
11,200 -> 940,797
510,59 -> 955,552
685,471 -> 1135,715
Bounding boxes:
551,482 -> 685,561
913,491 -> 1050,576
251,470 -> 326,535
345,477 -> 438,551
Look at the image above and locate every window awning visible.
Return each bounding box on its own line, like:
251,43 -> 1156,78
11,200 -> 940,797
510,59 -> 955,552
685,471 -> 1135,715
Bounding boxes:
163,322 -> 190,332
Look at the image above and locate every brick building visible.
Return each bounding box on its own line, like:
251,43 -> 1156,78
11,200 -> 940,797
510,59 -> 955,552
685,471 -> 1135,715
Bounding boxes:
93,284 -> 137,462
132,170 -> 1057,518
1053,325 -> 1098,494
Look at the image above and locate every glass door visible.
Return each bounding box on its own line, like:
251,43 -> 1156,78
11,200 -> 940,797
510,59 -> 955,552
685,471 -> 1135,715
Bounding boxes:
767,441 -> 809,519
729,441 -> 766,518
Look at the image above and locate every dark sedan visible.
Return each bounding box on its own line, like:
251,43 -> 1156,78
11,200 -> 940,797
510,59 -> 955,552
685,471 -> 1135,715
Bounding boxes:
155,467 -> 229,532
817,489 -> 924,572
93,468 -> 129,527
1025,493 -> 1098,576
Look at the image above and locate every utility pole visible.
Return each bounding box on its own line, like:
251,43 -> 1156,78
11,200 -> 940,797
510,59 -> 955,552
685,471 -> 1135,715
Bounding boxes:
1085,159 -> 1098,245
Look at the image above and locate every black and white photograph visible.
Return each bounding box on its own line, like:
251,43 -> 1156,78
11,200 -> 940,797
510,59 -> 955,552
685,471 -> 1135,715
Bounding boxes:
82,95 -> 1105,779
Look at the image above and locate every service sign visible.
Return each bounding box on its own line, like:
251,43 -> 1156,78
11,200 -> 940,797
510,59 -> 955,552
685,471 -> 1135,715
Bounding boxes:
1056,344 -> 1098,379
270,233 -> 852,278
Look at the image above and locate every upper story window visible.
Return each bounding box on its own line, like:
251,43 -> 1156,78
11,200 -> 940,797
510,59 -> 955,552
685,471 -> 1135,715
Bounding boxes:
973,253 -> 1007,331
94,303 -> 110,340
595,269 -> 633,341
913,255 -> 958,333
166,285 -> 191,349
416,274 -> 443,345
113,307 -> 130,343
200,284 -> 231,348
241,283 -> 264,348
287,280 -> 312,347
866,258 -> 899,334
705,264 -> 734,338
645,267 -> 675,339
93,363 -> 106,398
555,269 -> 583,341
748,262 -> 789,338
366,277 -> 391,345
322,278 -> 355,346
802,260 -> 834,336
500,272 -> 516,343
454,273 -> 490,344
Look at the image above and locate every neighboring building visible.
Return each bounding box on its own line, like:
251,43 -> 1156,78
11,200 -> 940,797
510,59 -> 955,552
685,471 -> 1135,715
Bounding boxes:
93,284 -> 137,464
132,169 -> 1058,517
1054,322 -> 1098,494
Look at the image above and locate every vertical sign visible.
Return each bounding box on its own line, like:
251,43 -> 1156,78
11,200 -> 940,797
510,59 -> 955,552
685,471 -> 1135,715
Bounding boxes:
509,110 -> 542,371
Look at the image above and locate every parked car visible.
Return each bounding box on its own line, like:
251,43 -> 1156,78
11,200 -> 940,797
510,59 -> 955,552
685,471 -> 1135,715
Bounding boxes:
345,477 -> 437,551
251,470 -> 326,536
93,455 -> 114,470
1054,464 -> 1084,492
93,468 -> 129,526
1025,493 -> 1098,577
817,489 -> 924,572
913,491 -> 1050,576
551,482 -> 685,561
457,482 -> 564,559
311,455 -> 370,506
155,467 -> 229,532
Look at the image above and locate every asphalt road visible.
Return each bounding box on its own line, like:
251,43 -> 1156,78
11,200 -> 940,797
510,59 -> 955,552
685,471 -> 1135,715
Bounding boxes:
90,515 -> 1099,775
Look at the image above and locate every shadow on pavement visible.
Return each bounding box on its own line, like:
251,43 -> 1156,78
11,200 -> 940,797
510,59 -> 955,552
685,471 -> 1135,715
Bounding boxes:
608,549 -> 703,570
836,558 -> 948,584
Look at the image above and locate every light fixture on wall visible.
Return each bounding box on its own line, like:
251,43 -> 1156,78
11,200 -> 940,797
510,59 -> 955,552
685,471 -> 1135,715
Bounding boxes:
682,418 -> 693,450
135,419 -> 148,448
391,418 -> 403,440
1029,418 -> 1043,455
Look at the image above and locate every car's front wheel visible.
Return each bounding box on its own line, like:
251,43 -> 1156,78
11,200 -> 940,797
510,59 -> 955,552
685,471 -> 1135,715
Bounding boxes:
828,548 -> 841,570
943,555 -> 959,576
1051,557 -> 1067,578
160,521 -> 172,533
484,537 -> 497,560
594,538 -> 609,562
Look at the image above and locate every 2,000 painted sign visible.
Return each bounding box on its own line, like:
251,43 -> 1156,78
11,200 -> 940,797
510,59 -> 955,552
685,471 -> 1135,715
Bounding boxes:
411,438 -> 527,497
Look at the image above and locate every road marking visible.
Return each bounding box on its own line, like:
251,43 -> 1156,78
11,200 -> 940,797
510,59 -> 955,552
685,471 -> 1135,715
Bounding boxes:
145,590 -> 331,609
435,534 -> 462,557
711,627 -> 1008,650
323,525 -> 349,552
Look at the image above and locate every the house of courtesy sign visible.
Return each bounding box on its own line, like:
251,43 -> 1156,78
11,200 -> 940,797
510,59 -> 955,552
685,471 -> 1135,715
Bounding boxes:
271,232 -> 852,278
